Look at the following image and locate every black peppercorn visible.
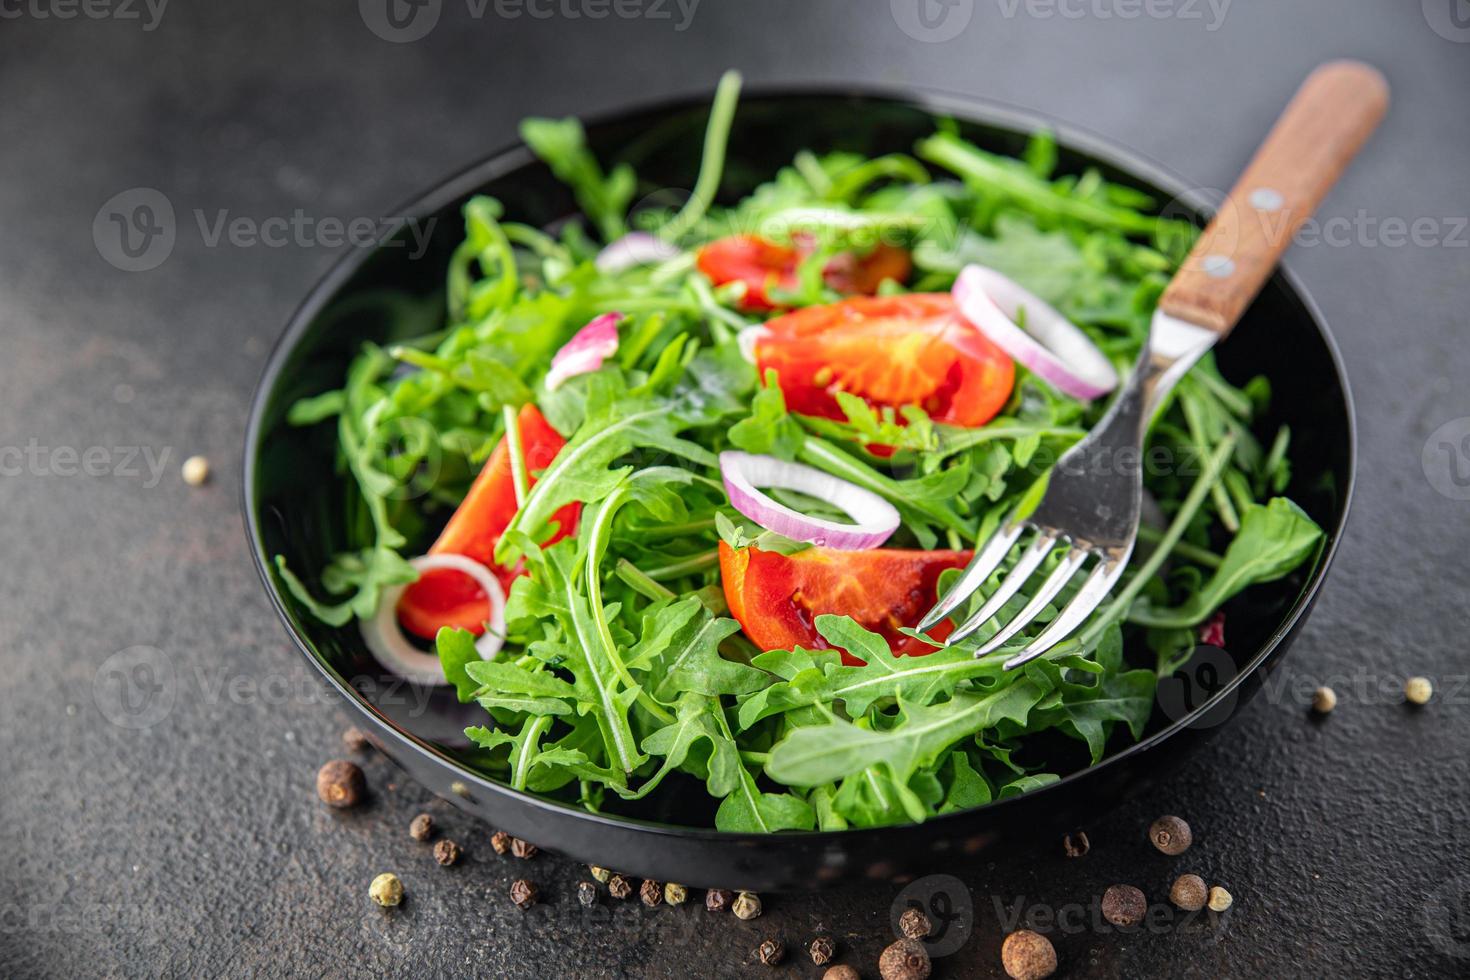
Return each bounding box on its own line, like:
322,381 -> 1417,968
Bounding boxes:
608,874 -> 633,900
510,838 -> 538,860
809,935 -> 837,965
757,938 -> 785,966
1062,830 -> 1090,858
1101,884 -> 1146,928
899,906 -> 932,939
489,831 -> 511,855
1149,815 -> 1192,855
640,879 -> 664,908
409,813 -> 434,842
577,880 -> 598,908
316,760 -> 365,808
432,838 -> 461,866
705,888 -> 733,913
879,938 -> 931,980
509,878 -> 538,910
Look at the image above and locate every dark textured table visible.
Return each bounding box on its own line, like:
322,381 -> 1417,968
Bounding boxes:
3,2 -> 1468,977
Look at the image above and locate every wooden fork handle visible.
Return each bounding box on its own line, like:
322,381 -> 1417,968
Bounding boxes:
1158,60 -> 1389,335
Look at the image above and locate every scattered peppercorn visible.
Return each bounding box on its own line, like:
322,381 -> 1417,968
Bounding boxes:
1405,676 -> 1433,705
1170,873 -> 1208,911
1101,884 -> 1147,928
732,891 -> 762,920
824,968 -> 861,980
1148,815 -> 1192,855
1312,686 -> 1338,714
490,831 -> 511,855
510,838 -> 538,859
879,938 -> 932,980
1000,930 -> 1055,980
433,838 -> 461,866
409,813 -> 434,842
369,872 -> 403,908
589,865 -> 611,883
757,938 -> 785,966
577,880 -> 598,908
608,874 -> 633,900
809,935 -> 837,965
1207,885 -> 1233,912
342,727 -> 371,752
316,759 -> 365,808
640,879 -> 664,908
664,882 -> 688,906
898,906 -> 932,939
1062,830 -> 1090,858
706,888 -> 733,913
509,878 -> 538,910
181,455 -> 211,486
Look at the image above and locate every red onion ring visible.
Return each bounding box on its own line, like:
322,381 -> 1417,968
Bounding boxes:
594,232 -> 680,273
719,451 -> 900,550
952,264 -> 1118,401
362,554 -> 506,686
546,312 -> 620,391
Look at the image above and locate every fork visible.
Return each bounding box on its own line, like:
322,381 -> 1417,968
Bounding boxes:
916,61 -> 1388,670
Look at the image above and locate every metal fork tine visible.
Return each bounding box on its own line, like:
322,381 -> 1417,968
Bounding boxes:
1002,554 -> 1130,670
946,532 -> 1057,644
974,549 -> 1090,657
915,520 -> 1024,633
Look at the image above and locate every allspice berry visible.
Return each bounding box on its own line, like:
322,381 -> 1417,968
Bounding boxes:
664,883 -> 688,906
489,831 -> 511,855
879,938 -> 932,980
1312,686 -> 1337,714
577,881 -> 598,907
1149,815 -> 1192,855
1405,676 -> 1433,705
705,888 -> 734,913
732,891 -> 762,920
510,838 -> 538,859
640,879 -> 664,908
608,874 -> 634,900
1101,884 -> 1147,928
509,878 -> 538,910
1170,873 -> 1208,911
757,938 -> 785,966
1000,930 -> 1056,980
1208,885 -> 1233,912
408,813 -> 434,842
1062,830 -> 1090,858
899,906 -> 932,939
825,968 -> 861,980
369,872 -> 403,907
809,935 -> 837,965
432,838 -> 461,866
316,760 -> 365,808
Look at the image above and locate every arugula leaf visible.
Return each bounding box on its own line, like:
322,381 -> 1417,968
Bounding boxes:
520,117 -> 635,243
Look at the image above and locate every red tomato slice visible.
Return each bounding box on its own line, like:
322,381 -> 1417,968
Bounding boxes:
719,541 -> 972,665
396,404 -> 580,639
753,293 -> 1015,430
695,234 -> 912,312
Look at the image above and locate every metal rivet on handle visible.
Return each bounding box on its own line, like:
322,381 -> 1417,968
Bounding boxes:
1249,187 -> 1284,212
1202,255 -> 1236,278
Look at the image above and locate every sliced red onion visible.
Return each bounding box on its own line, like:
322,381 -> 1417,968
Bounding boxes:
952,264 -> 1118,401
545,312 -> 620,391
362,554 -> 506,686
594,232 -> 680,273
736,325 -> 769,365
720,451 -> 900,550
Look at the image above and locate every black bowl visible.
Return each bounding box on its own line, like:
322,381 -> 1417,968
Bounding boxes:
244,86 -> 1354,891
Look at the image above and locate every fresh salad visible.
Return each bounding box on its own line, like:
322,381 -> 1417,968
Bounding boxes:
278,72 -> 1323,831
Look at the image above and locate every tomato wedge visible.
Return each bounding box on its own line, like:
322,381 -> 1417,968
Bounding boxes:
719,541 -> 972,665
696,234 -> 911,312
396,404 -> 580,639
753,293 -> 1015,430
